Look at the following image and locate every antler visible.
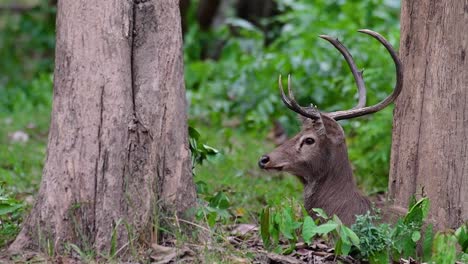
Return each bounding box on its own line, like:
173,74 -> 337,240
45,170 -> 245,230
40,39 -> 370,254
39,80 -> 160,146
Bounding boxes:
327,29 -> 403,120
279,74 -> 321,120
279,29 -> 402,121
318,35 -> 366,109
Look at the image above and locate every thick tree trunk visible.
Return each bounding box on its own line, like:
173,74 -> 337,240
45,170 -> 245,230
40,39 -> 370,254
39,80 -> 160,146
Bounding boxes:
10,0 -> 195,255
389,1 -> 468,229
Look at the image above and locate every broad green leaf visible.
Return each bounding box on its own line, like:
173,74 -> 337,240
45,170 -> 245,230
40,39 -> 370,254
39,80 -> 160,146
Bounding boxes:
312,208 -> 329,220
0,203 -> 22,215
369,250 -> 389,264
315,221 -> 338,235
432,232 -> 457,264
455,223 -> 468,253
207,212 -> 217,227
332,215 -> 343,225
422,224 -> 434,262
209,192 -> 230,209
411,231 -> 421,242
343,226 -> 360,247
302,215 -> 316,244
335,237 -> 343,256
404,197 -> 429,225
340,241 -> 352,256
335,237 -> 352,256
278,207 -> 297,240
195,181 -> 208,195
202,144 -> 219,155
270,212 -> 282,246
188,126 -> 200,141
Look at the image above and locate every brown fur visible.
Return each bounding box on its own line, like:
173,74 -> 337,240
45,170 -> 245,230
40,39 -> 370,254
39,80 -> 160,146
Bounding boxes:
260,114 -> 371,225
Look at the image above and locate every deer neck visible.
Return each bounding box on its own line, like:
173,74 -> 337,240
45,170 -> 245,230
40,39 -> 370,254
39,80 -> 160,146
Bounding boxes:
302,152 -> 371,224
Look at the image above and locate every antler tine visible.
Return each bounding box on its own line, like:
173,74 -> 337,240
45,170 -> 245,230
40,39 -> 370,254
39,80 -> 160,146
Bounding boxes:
319,35 -> 366,109
279,74 -> 320,120
327,29 -> 403,121
279,74 -> 294,108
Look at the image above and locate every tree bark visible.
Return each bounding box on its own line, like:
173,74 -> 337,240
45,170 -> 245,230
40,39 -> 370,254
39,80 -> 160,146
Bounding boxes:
9,0 -> 195,255
389,0 -> 468,229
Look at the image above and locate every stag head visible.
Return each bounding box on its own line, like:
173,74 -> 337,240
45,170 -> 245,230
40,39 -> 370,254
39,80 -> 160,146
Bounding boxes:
258,29 -> 402,224
259,111 -> 347,184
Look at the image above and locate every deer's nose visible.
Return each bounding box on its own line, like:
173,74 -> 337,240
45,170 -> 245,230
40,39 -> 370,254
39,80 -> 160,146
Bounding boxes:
258,155 -> 270,168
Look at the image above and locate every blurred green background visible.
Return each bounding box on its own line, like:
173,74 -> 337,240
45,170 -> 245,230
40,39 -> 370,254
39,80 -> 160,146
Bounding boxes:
0,0 -> 400,247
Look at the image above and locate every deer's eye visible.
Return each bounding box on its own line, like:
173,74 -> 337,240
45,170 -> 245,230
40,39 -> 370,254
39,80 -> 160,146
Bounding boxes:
303,137 -> 315,145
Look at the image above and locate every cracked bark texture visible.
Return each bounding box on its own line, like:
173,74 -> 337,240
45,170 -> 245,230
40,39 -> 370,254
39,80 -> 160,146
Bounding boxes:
9,0 -> 195,254
389,0 -> 468,229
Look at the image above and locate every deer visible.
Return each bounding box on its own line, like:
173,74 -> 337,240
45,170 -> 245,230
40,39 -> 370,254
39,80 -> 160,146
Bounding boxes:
258,29 -> 403,225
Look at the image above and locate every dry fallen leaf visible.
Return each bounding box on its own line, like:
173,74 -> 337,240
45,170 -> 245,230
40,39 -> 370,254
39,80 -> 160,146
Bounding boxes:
231,224 -> 258,237
150,244 -> 194,264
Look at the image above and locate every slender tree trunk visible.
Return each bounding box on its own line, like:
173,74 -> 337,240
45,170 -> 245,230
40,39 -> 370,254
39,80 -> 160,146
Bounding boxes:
389,1 -> 468,229
9,0 -> 195,255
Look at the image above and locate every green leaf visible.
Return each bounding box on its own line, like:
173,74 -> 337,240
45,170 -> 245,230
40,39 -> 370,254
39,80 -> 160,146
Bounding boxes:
302,215 -> 316,244
404,197 -> 430,226
314,221 -> 338,235
343,226 -> 360,247
432,232 -> 457,264
260,208 -> 271,249
278,207 -> 297,240
195,181 -> 209,195
455,223 -> 468,253
422,224 -> 434,262
202,144 -> 219,155
209,192 -> 230,209
369,250 -> 390,264
335,237 -> 343,256
340,241 -> 352,256
206,212 -> 217,227
0,203 -> 22,215
312,208 -> 329,220
411,231 -> 421,242
188,126 -> 200,141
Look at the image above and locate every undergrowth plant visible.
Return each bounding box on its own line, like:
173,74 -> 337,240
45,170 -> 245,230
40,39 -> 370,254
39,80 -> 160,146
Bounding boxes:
0,185 -> 24,247
189,127 -> 233,228
260,202 -> 360,255
259,197 -> 468,263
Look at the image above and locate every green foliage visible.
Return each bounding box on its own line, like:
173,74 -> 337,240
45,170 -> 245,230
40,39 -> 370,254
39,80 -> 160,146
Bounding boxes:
0,2 -> 55,111
455,223 -> 468,253
189,126 -> 219,170
195,185 -> 233,227
349,198 -> 431,262
0,184 -> 25,247
259,202 -> 302,252
185,0 -> 401,192
351,211 -> 392,261
259,198 -> 465,263
259,200 -> 360,255
432,232 -> 457,264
